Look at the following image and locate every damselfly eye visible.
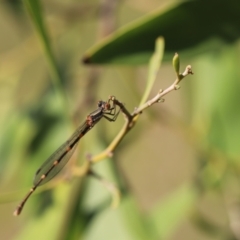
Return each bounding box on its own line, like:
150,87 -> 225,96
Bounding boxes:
98,101 -> 104,108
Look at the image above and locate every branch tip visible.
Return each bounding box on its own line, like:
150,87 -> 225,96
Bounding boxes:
157,98 -> 165,103
174,84 -> 181,90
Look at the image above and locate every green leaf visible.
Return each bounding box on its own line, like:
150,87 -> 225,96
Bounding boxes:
82,0 -> 240,65
84,198 -> 142,240
139,37 -> 164,105
23,0 -> 57,75
193,44 -> 240,160
23,0 -> 69,117
150,184 -> 197,239
15,184 -> 73,240
172,53 -> 180,78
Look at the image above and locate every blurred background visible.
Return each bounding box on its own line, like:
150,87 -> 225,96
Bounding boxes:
1,0 -> 240,239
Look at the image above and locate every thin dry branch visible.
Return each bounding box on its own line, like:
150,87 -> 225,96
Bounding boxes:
87,65 -> 193,164
73,65 -> 194,208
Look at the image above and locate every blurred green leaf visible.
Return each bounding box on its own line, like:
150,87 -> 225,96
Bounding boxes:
23,0 -> 68,116
23,0 -> 57,74
150,184 -> 197,239
120,196 -> 157,240
16,184 -> 72,240
139,37 -> 164,105
84,200 -> 134,240
0,113 -> 35,184
83,0 -> 240,64
193,43 -> 240,159
172,53 -> 180,78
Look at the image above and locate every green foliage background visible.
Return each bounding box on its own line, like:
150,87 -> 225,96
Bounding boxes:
1,0 -> 240,240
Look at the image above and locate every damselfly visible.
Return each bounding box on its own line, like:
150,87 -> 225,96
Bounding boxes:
13,96 -> 120,216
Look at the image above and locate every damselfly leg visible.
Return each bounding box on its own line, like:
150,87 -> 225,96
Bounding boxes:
102,96 -> 121,122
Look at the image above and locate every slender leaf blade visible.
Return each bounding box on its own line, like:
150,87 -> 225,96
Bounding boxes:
83,0 -> 240,64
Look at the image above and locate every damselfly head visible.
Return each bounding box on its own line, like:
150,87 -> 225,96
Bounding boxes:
97,101 -> 104,108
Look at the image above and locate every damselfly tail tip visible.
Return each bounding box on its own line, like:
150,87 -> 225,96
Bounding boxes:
13,207 -> 21,216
